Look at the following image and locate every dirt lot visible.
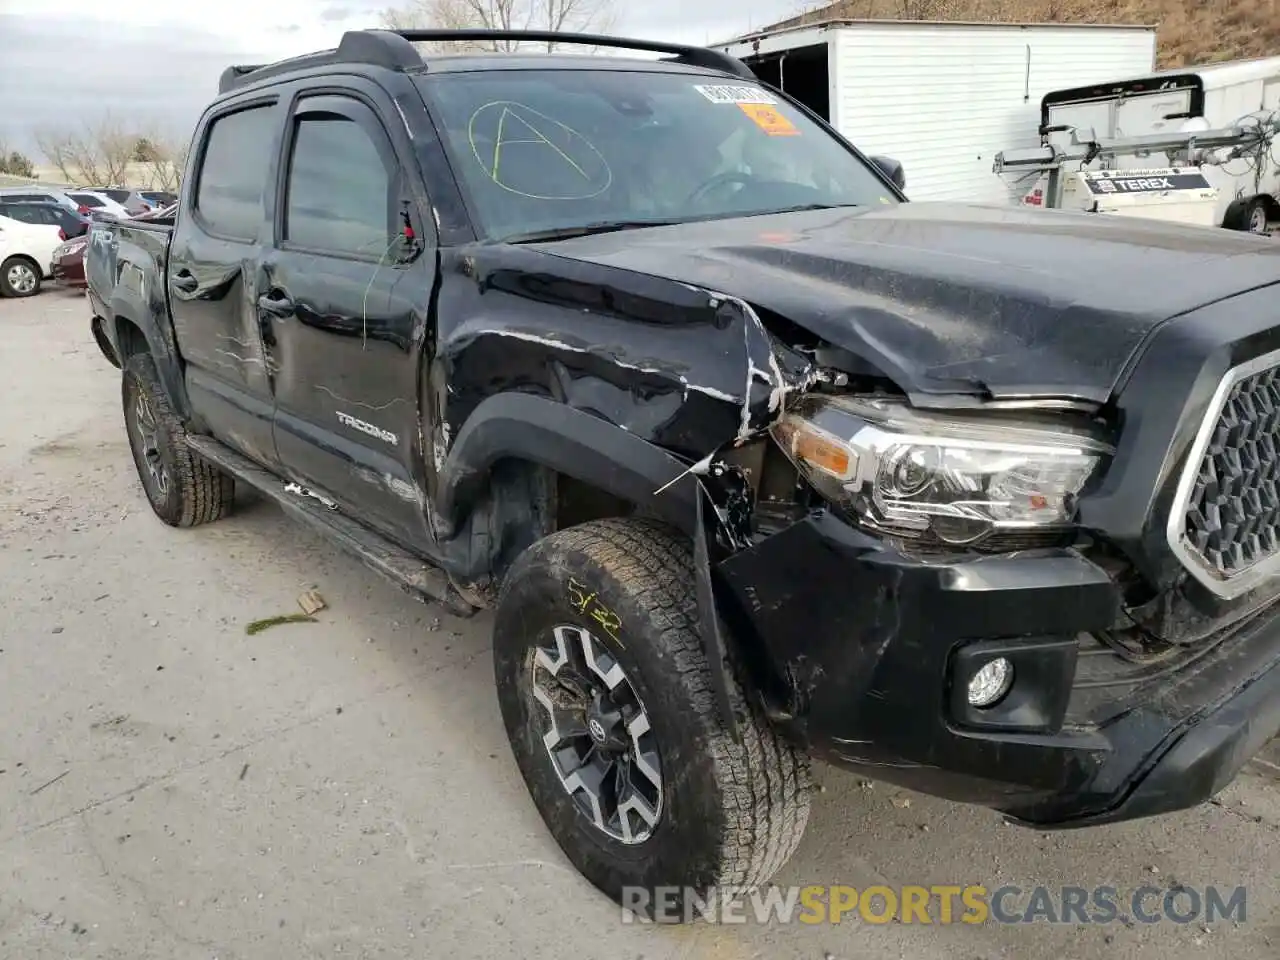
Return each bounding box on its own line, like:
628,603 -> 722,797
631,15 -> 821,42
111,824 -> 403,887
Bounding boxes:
2,289 -> 1279,959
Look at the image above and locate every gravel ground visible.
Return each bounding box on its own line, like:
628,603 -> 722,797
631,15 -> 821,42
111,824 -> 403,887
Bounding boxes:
2,289 -> 1279,960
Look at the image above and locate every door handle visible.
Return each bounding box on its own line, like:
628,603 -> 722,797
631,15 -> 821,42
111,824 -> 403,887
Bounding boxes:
171,271 -> 198,294
258,291 -> 295,318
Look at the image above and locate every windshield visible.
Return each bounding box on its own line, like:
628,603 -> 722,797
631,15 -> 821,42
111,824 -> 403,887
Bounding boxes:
418,69 -> 898,241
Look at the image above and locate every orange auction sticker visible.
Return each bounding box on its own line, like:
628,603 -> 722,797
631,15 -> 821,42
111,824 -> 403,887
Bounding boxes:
738,103 -> 800,136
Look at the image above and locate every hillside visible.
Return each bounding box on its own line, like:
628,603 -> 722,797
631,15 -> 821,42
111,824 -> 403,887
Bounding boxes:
781,1 -> 1279,68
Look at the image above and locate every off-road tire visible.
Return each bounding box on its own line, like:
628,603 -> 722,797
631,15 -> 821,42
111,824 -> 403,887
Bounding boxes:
493,517 -> 812,918
0,256 -> 41,297
122,353 -> 234,526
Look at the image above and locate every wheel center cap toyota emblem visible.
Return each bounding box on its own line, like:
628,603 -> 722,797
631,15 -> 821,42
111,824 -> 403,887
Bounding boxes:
588,717 -> 607,742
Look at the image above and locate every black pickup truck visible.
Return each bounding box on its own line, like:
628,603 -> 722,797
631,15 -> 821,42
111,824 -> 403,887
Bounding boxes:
87,28 -> 1280,912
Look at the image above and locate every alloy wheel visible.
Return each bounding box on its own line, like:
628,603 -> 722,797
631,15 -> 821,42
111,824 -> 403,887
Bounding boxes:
6,262 -> 37,295
529,624 -> 663,844
131,392 -> 170,498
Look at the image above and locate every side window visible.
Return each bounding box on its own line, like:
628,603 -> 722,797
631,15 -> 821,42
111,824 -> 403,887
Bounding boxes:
195,105 -> 276,241
283,111 -> 392,258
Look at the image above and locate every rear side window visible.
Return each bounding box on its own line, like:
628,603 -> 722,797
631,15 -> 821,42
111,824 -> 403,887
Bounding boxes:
5,206 -> 39,224
68,193 -> 104,208
283,114 -> 392,258
195,105 -> 276,240
30,206 -> 59,225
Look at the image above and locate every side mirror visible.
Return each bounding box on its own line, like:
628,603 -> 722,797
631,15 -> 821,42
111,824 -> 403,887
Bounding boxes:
871,156 -> 906,191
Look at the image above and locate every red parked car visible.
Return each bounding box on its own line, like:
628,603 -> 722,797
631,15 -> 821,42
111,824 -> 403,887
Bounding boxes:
51,234 -> 88,288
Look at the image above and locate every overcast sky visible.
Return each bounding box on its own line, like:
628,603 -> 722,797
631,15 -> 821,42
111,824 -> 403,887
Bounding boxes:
0,0 -> 801,157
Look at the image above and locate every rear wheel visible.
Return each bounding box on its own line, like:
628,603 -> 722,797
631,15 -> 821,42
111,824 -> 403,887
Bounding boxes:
1224,196 -> 1273,234
1247,198 -> 1271,235
0,256 -> 41,297
122,353 -> 234,526
493,518 -> 811,918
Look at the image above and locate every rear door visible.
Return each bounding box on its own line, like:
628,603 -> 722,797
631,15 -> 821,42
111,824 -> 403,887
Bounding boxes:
1114,89 -> 1195,137
168,96 -> 284,467
27,205 -> 72,234
262,84 -> 437,549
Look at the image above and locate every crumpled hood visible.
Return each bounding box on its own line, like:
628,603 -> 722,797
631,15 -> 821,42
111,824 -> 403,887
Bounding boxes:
533,203 -> 1280,402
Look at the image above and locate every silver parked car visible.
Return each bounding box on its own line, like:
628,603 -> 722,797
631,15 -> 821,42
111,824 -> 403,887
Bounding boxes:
80,187 -> 154,216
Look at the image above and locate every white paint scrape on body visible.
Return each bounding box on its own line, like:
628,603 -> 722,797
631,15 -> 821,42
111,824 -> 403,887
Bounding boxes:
432,421 -> 452,474
705,290 -> 802,443
462,328 -> 739,405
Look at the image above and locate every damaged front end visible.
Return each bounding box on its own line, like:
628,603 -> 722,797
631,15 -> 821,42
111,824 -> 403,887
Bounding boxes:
433,244 -> 1280,827
630,282 -> 1122,751
682,299 -> 1280,829
685,343 -> 1123,732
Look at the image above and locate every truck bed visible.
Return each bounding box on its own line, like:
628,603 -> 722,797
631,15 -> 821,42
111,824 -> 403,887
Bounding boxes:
85,215 -> 182,405
86,216 -> 172,306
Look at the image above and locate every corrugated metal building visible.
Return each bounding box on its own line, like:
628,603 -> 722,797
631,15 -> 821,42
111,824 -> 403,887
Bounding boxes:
716,19 -> 1157,203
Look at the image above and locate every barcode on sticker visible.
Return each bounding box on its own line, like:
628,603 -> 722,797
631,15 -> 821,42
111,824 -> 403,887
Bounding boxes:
693,84 -> 778,105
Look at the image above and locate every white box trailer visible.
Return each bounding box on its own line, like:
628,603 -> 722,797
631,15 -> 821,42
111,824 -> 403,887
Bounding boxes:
1040,57 -> 1280,232
715,18 -> 1157,203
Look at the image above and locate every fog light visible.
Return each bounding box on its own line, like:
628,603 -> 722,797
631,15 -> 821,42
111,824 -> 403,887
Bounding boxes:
967,658 -> 1013,707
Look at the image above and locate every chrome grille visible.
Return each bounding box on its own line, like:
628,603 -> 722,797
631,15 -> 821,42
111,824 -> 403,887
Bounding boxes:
1174,358 -> 1280,595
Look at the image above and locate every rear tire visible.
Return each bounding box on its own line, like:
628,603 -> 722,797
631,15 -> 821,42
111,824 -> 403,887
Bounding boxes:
1246,197 -> 1272,235
0,256 -> 41,297
122,353 -> 234,526
493,518 -> 811,919
1224,196 -> 1272,234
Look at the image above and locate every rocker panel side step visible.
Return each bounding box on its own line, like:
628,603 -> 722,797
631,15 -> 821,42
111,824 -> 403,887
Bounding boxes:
185,435 -> 479,618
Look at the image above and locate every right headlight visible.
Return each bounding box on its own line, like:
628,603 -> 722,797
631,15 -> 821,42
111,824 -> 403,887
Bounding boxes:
770,395 -> 1112,545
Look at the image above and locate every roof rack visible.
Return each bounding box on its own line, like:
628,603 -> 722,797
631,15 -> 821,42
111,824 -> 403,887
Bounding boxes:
395,29 -> 756,78
218,28 -> 755,93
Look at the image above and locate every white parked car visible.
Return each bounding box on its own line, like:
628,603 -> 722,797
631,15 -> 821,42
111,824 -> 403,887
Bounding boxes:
64,190 -> 132,221
0,214 -> 61,297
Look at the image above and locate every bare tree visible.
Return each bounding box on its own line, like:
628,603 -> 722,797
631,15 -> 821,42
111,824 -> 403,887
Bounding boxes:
381,0 -> 616,53
32,115 -> 140,186
95,116 -> 138,186
34,129 -> 78,183
140,135 -> 190,192
61,129 -> 104,185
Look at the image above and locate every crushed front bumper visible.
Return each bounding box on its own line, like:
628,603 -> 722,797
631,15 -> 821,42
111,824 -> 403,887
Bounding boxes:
715,509 -> 1280,827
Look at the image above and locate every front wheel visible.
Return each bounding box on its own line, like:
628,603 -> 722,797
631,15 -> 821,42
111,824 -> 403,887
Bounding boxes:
493,518 -> 812,917
0,256 -> 41,297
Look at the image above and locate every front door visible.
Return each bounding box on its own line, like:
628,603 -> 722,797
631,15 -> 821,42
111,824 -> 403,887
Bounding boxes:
262,88 -> 437,550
